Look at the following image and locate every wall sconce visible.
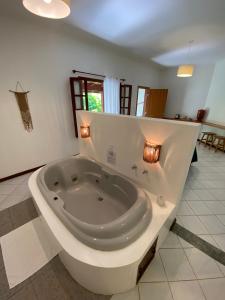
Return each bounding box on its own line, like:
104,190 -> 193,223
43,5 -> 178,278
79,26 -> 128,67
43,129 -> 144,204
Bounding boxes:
80,125 -> 90,138
143,141 -> 161,163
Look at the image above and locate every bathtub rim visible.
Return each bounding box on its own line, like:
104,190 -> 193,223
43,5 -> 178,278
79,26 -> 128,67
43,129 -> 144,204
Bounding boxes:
29,157 -> 175,269
37,155 -> 150,230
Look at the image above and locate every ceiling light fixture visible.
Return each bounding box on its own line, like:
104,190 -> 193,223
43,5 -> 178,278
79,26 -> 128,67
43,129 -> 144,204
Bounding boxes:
23,0 -> 71,19
177,41 -> 195,78
177,65 -> 194,77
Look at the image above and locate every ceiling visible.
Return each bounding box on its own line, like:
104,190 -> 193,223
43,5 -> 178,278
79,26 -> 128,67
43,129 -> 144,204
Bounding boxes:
3,0 -> 225,66
68,0 -> 225,66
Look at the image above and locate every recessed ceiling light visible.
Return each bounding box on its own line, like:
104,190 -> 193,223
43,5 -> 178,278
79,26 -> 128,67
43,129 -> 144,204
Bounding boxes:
23,0 -> 71,19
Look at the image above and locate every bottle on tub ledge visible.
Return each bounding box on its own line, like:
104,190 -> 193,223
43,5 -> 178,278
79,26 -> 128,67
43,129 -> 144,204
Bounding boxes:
157,195 -> 165,207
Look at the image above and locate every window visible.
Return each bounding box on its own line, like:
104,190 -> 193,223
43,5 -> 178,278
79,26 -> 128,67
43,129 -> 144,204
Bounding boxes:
120,84 -> 132,115
136,86 -> 149,117
86,93 -> 102,112
82,80 -> 104,112
70,77 -> 104,137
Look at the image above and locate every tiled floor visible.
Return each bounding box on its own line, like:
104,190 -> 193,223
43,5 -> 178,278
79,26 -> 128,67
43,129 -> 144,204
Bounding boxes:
0,254 -> 110,300
1,216 -> 61,288
0,173 -> 32,212
0,180 -> 110,300
112,231 -> 225,300
177,144 -> 225,252
1,145 -> 225,299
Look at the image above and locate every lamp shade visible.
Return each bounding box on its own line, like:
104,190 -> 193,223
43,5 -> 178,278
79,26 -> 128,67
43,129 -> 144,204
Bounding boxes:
23,0 -> 71,19
143,141 -> 161,163
177,65 -> 194,77
80,125 -> 90,138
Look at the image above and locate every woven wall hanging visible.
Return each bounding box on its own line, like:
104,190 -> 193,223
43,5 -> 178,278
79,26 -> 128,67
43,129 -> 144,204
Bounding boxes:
9,82 -> 33,132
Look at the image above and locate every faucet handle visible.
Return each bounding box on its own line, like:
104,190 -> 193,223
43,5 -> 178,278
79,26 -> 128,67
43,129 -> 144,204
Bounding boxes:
131,164 -> 138,170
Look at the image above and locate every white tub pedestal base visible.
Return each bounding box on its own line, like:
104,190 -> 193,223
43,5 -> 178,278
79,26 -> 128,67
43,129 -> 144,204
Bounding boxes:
59,250 -> 139,295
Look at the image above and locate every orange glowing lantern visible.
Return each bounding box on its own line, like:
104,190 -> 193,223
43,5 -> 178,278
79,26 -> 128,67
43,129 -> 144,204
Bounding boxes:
80,125 -> 90,138
143,140 -> 161,163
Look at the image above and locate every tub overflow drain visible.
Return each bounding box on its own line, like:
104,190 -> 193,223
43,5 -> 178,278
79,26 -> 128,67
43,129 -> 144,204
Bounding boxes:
98,196 -> 103,202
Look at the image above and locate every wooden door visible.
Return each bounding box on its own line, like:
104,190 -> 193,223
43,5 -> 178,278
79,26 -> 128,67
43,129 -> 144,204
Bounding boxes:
120,84 -> 132,115
144,89 -> 168,118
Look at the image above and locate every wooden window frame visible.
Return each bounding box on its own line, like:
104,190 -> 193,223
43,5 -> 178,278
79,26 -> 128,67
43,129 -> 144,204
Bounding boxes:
120,84 -> 132,115
70,76 -> 104,138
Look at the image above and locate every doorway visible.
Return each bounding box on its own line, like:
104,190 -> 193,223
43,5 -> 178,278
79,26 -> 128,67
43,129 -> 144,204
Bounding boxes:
136,86 -> 149,117
136,87 -> 168,118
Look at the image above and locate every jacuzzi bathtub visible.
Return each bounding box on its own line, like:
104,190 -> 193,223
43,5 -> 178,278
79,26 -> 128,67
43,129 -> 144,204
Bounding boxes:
29,155 -> 175,294
37,156 -> 151,251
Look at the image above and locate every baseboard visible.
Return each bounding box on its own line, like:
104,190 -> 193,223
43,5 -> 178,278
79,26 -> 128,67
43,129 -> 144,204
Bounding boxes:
0,153 -> 80,183
0,165 -> 44,182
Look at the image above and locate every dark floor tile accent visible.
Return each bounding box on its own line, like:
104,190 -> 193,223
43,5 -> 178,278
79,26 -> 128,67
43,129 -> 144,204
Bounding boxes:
31,256 -> 111,300
9,285 -> 37,300
172,222 -> 225,265
0,252 -> 111,300
9,198 -> 38,229
0,261 -> 30,300
31,267 -> 70,300
51,256 -> 111,300
0,246 -> 4,271
0,209 -> 13,237
0,198 -> 111,300
29,259 -> 54,282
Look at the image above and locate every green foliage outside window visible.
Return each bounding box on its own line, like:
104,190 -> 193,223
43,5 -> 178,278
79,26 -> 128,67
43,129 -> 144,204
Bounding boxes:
88,93 -> 102,112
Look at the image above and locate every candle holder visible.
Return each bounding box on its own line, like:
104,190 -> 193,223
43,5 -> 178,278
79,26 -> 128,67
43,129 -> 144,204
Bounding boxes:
80,125 -> 90,138
143,140 -> 161,163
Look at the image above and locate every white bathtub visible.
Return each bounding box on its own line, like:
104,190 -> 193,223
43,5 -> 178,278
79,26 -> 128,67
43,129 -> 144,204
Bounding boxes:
36,156 -> 152,251
29,155 -> 175,295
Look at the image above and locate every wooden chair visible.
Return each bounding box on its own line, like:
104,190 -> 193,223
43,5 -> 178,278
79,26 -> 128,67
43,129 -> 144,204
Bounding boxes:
199,132 -> 216,148
212,135 -> 225,152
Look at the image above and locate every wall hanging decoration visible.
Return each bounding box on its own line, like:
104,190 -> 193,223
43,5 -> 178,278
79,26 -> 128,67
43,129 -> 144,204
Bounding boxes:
9,82 -> 33,132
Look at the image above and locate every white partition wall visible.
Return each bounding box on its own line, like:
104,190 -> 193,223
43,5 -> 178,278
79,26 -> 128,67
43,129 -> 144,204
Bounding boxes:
30,112 -> 201,295
77,112 -> 201,206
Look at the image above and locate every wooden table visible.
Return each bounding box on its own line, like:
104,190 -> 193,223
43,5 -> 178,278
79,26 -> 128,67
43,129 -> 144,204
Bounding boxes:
202,121 -> 225,131
162,118 -> 225,131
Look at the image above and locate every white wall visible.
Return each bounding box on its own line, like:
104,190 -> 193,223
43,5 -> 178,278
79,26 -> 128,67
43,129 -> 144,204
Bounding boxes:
77,112 -> 200,204
0,15 -> 160,178
160,65 -> 215,118
204,59 -> 225,125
